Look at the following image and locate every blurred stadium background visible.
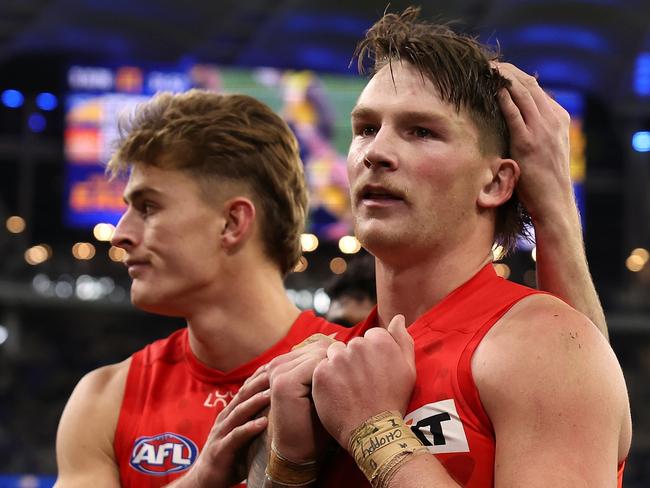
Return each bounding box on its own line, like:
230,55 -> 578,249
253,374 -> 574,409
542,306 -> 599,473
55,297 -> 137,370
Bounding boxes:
0,0 -> 648,486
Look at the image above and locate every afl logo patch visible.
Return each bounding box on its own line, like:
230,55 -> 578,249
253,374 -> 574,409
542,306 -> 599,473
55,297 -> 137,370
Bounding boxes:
130,432 -> 198,475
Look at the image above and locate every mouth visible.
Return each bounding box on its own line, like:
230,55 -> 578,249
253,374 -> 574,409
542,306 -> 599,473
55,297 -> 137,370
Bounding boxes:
124,259 -> 151,277
357,184 -> 405,207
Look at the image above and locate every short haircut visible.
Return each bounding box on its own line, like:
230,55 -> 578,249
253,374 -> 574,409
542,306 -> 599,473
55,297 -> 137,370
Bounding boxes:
108,90 -> 308,275
354,6 -> 531,251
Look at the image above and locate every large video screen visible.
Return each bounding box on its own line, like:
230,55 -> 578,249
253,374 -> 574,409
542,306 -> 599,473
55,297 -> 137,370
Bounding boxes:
65,65 -> 586,247
64,64 -> 366,240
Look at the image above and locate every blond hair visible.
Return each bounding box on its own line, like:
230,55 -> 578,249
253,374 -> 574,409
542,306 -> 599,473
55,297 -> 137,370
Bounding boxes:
108,90 -> 308,275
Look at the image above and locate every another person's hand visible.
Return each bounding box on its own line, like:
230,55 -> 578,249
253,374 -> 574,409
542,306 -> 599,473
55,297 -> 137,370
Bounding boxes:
266,334 -> 335,463
312,315 -> 416,449
495,62 -> 575,225
170,365 -> 270,487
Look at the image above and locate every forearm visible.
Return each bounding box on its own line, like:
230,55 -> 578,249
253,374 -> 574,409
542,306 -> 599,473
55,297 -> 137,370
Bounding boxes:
247,429 -> 318,488
386,454 -> 460,488
533,199 -> 608,340
246,430 -> 269,487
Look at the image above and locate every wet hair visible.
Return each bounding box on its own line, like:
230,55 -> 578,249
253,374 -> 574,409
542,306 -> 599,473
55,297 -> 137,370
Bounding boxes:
354,6 -> 531,251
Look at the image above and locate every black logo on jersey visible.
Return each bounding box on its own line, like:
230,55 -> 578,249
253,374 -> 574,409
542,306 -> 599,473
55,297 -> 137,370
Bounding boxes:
404,399 -> 470,453
410,412 -> 452,446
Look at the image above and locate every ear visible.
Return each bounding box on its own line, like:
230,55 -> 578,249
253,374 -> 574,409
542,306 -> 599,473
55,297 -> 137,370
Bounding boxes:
220,197 -> 256,251
477,158 -> 520,209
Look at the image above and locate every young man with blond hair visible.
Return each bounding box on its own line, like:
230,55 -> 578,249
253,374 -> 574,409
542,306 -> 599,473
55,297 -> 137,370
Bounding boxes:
54,91 -> 366,487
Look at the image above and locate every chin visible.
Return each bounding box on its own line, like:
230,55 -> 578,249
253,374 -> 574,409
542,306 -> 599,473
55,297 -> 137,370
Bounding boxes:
130,290 -> 182,317
355,222 -> 402,256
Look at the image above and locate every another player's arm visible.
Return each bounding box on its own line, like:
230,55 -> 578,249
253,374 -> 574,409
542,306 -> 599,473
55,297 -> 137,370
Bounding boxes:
54,360 -> 129,488
496,62 -> 608,339
474,294 -> 631,486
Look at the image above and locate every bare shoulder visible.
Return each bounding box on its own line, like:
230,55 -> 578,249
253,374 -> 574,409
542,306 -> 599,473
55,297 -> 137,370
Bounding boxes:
473,293 -> 626,405
75,358 -> 131,398
473,293 -> 631,470
55,358 -> 131,487
62,358 -> 131,428
477,293 -> 607,354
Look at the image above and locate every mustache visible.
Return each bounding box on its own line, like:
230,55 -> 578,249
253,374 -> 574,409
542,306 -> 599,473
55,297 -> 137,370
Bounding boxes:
352,180 -> 408,201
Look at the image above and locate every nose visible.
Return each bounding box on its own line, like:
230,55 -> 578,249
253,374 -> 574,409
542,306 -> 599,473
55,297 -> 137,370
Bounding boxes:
110,209 -> 139,252
362,127 -> 399,171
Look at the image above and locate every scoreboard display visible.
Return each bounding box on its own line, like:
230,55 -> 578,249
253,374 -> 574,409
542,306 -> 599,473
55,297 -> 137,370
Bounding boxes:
64,64 -> 366,240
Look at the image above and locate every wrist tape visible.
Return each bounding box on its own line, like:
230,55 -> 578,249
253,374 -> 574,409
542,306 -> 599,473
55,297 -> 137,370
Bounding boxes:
348,410 -> 428,488
265,442 -> 318,486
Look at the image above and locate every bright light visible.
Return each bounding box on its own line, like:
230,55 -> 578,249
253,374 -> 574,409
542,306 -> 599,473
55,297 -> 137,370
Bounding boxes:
313,288 -> 331,314
494,263 -> 511,279
1,89 -> 24,108
300,233 -> 319,252
296,290 -> 313,310
93,223 -> 115,241
36,92 -> 58,111
24,245 -> 50,265
0,325 -> 8,345
28,113 -> 46,132
286,289 -> 313,309
492,244 -> 505,262
72,242 -> 96,260
631,247 -> 649,264
32,274 -> 53,295
6,215 -> 26,233
54,280 -> 74,299
338,235 -> 361,254
632,131 -> 650,152
293,256 -> 308,273
76,275 -> 104,301
634,52 -> 650,96
531,247 -> 537,262
626,254 -> 645,272
108,246 -> 127,262
330,257 -> 347,274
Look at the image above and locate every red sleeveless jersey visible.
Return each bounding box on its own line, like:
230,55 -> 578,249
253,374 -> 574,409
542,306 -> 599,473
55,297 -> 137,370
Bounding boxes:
322,264 -> 625,487
114,310 -> 367,487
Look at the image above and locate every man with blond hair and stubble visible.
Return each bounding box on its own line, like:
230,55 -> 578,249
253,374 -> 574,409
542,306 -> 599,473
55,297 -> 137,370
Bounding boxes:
262,7 -> 630,488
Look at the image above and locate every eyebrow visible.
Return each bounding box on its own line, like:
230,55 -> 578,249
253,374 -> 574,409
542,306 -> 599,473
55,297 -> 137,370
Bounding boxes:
351,105 -> 449,126
123,187 -> 163,205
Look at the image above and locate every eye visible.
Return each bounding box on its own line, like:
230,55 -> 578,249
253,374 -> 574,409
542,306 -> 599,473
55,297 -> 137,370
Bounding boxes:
138,201 -> 156,217
353,123 -> 377,137
414,127 -> 433,138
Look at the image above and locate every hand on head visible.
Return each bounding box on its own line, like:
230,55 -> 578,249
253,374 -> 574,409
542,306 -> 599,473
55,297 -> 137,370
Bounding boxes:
494,62 -> 574,224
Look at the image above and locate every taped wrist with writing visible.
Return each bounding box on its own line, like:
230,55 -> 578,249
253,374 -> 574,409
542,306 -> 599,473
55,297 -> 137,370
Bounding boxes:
265,442 -> 318,486
348,410 -> 428,488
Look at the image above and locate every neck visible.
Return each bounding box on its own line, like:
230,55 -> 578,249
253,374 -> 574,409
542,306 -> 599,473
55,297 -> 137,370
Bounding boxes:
185,262 -> 300,372
375,241 -> 493,327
